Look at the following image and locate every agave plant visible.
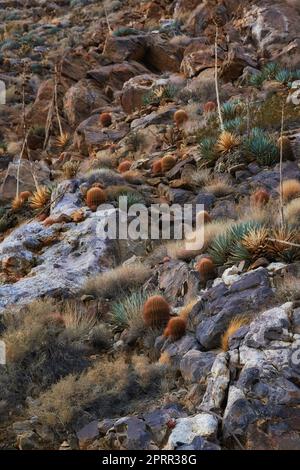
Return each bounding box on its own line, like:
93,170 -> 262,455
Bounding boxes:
208,221 -> 262,266
263,62 -> 280,79
243,128 -> 279,166
275,69 -> 292,84
221,100 -> 243,120
249,72 -> 265,88
111,291 -> 149,329
223,117 -> 244,133
29,186 -> 51,211
199,137 -> 218,163
266,225 -> 300,262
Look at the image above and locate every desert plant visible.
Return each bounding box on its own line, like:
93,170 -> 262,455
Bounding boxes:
251,188 -> 270,207
179,298 -> 198,321
29,186 -> 51,211
161,155 -> 177,172
143,295 -> 170,328
277,136 -> 295,161
285,198 -> 300,225
199,137 -> 218,164
243,128 -> 278,166
112,27 -> 140,36
280,179 -> 300,202
152,159 -> 162,175
83,264 -> 151,299
237,225 -> 269,262
221,316 -> 249,351
203,101 -> 216,113
55,132 -> 71,150
208,220 -> 261,265
267,225 -> 300,262
275,69 -> 292,84
194,257 -> 215,282
204,176 -> 232,197
223,117 -> 244,133
86,187 -> 107,211
63,160 -> 80,179
111,291 -> 149,330
215,131 -> 239,154
11,190 -> 31,211
99,112 -> 112,128
174,109 -> 188,128
118,160 -> 132,173
164,317 -> 186,341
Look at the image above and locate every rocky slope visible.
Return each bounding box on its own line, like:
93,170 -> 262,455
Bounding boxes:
0,0 -> 300,451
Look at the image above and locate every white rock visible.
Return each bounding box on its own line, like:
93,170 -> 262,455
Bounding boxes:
221,266 -> 241,286
166,413 -> 218,449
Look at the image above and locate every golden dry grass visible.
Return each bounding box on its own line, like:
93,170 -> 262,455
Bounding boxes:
284,198 -> 300,225
280,179 -> 300,202
83,264 -> 151,299
179,298 -> 198,321
203,176 -> 232,197
215,131 -> 239,154
221,316 -> 250,352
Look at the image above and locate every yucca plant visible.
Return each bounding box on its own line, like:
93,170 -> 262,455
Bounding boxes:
249,72 -> 265,88
275,69 -> 292,84
223,117 -> 244,133
221,100 -> 242,120
215,131 -> 240,155
267,225 -> 300,262
208,221 -> 262,266
263,62 -> 280,78
243,128 -> 278,166
199,137 -> 218,163
55,132 -> 71,150
111,291 -> 149,329
29,186 -> 51,211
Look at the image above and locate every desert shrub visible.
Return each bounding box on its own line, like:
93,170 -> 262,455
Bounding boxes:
111,290 -> 149,330
276,275 -> 300,302
203,176 -> 232,197
221,316 -> 250,351
82,168 -> 124,188
83,264 -> 151,299
0,300 -> 91,414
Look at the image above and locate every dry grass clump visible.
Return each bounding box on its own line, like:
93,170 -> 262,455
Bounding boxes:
28,354 -> 176,431
179,298 -> 198,321
215,131 -> 239,155
280,179 -> 300,202
221,316 -> 250,352
190,168 -> 212,188
28,357 -> 129,429
83,264 -> 151,299
29,186 -> 51,211
0,300 -> 93,415
276,275 -> 300,303
90,153 -> 115,170
285,198 -> 300,225
203,176 -> 232,197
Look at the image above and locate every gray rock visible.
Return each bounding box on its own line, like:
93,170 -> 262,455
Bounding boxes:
0,185 -> 116,312
76,420 -> 99,448
180,350 -> 216,384
157,334 -> 200,368
166,413 -> 218,449
113,416 -> 152,450
177,436 -> 221,450
143,404 -> 186,446
194,192 -> 216,210
200,353 -> 230,412
196,268 -> 273,349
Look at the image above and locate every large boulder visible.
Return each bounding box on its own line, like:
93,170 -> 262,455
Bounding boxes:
0,181 -> 116,312
195,268 -> 274,350
63,79 -> 109,127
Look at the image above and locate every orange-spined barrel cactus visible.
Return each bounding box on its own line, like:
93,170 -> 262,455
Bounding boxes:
118,160 -> 132,173
161,155 -> 176,173
99,112 -> 112,128
252,189 -> 270,207
164,317 -> 186,341
143,295 -> 171,328
152,159 -> 163,175
195,257 -> 215,282
174,109 -> 188,127
203,101 -> 216,113
86,187 -> 107,211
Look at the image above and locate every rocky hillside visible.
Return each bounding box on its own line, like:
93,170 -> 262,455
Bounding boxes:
0,0 -> 300,451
